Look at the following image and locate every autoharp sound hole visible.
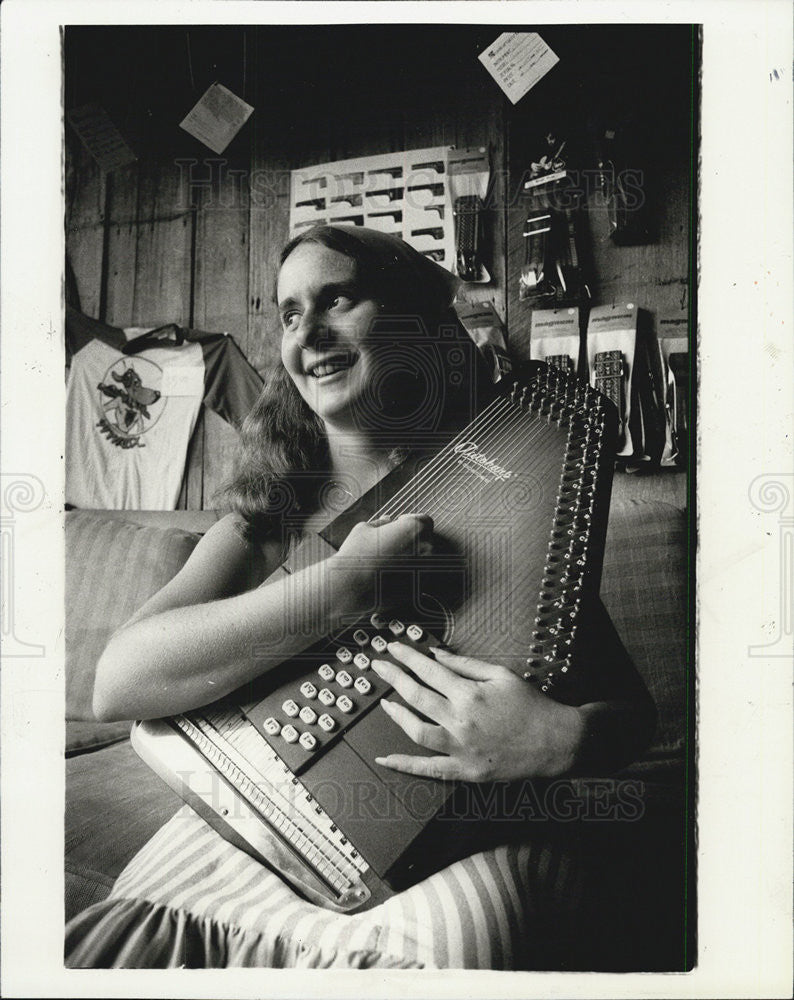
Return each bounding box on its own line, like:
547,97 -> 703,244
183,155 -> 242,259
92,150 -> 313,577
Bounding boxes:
414,592 -> 455,646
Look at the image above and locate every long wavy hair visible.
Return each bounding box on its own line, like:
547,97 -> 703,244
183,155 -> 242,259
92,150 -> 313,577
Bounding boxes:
224,226 -> 489,543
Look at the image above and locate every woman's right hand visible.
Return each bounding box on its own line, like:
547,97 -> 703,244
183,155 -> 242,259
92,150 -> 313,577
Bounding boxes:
332,513 -> 435,612
336,512 -> 435,564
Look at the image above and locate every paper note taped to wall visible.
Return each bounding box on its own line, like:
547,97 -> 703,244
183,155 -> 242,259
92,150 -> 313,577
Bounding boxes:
479,33 -> 559,105
180,83 -> 254,154
67,104 -> 137,172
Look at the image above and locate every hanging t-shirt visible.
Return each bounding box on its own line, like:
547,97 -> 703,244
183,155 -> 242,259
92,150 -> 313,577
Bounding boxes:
65,310 -> 262,509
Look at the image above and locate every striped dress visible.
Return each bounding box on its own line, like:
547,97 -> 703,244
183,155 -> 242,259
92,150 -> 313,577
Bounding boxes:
65,805 -> 583,969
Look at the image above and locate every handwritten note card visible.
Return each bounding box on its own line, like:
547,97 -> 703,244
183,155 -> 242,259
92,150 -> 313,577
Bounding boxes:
67,104 -> 137,172
479,32 -> 559,105
179,83 -> 254,154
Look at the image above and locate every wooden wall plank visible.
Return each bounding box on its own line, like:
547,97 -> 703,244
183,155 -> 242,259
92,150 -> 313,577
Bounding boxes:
131,159 -> 193,327
104,161 -> 140,327
192,160 -> 251,341
65,136 -> 106,319
201,408 -> 241,509
246,151 -> 290,376
187,153 -> 253,510
247,66 -> 295,378
177,408 -> 205,510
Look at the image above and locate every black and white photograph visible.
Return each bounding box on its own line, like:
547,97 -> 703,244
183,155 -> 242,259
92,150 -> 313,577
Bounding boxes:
0,2 -> 791,996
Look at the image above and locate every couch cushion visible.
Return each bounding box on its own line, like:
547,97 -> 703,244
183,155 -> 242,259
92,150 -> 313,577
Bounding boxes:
66,512 -> 202,721
600,498 -> 689,789
65,739 -> 182,921
66,720 -> 133,756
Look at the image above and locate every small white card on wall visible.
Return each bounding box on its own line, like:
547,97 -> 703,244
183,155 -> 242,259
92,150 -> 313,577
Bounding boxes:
67,104 -> 137,172
160,365 -> 204,397
479,32 -> 559,105
179,83 -> 254,154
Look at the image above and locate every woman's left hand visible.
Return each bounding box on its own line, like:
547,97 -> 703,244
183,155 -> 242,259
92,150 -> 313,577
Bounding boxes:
371,642 -> 584,783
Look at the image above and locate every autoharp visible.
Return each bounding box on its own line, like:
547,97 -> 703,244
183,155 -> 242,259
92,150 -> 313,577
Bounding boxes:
132,364 -> 618,913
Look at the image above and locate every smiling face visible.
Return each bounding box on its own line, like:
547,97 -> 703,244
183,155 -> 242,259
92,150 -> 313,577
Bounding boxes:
277,241 -> 385,429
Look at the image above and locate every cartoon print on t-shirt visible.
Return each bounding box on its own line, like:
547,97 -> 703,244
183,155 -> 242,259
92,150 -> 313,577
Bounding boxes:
97,358 -> 166,449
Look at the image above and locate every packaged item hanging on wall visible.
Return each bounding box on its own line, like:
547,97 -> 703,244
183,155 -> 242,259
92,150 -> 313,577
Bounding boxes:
658,336 -> 689,467
454,300 -> 511,382
590,116 -> 655,246
529,306 -> 581,374
448,147 -> 492,284
519,184 -> 588,306
586,303 -> 665,462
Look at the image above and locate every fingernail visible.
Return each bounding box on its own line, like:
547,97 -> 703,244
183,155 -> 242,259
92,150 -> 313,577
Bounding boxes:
371,659 -> 386,671
380,698 -> 392,711
374,756 -> 387,765
387,640 -> 404,650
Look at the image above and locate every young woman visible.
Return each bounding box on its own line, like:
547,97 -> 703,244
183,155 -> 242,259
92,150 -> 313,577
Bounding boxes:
67,225 -> 655,969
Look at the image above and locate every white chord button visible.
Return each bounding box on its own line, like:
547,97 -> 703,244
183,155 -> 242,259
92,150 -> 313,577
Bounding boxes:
336,647 -> 353,664
282,724 -> 299,743
318,663 -> 335,681
263,717 -> 281,736
371,635 -> 388,653
353,652 -> 371,671
282,699 -> 299,718
318,688 -> 336,707
353,629 -> 370,646
406,624 -> 423,641
354,676 -> 372,695
318,713 -> 336,732
299,732 -> 317,751
388,620 -> 405,636
335,670 -> 353,688
337,695 -> 354,714
299,706 -> 318,725
300,681 -> 318,699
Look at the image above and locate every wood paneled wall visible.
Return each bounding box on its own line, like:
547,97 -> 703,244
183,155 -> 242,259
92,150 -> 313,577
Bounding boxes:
504,25 -> 696,361
65,25 -> 695,509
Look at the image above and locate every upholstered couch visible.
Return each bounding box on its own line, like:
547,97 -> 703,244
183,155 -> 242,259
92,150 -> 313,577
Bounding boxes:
65,483 -> 692,970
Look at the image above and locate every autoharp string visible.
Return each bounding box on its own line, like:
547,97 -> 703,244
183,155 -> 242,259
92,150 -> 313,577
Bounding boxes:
423,405 -> 560,548
373,396 -> 519,525
372,395 -> 520,522
420,403 -> 550,535
376,397 -> 550,534
374,393 -> 557,534
366,386 -> 580,619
